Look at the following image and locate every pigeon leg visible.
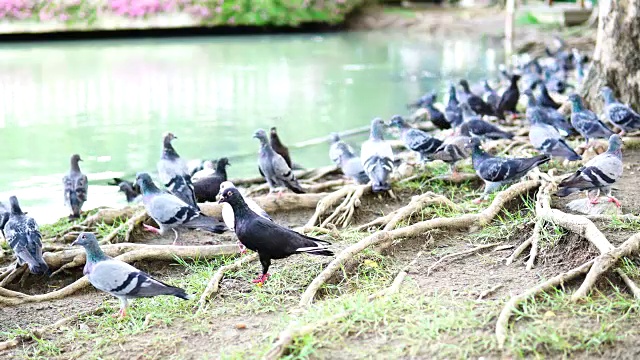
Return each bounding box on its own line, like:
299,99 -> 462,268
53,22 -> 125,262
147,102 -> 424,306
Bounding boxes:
113,297 -> 128,318
143,224 -> 161,234
252,273 -> 270,285
607,196 -> 622,208
253,255 -> 271,285
237,241 -> 247,254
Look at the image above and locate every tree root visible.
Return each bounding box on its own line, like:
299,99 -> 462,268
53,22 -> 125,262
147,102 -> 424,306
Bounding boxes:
99,210 -> 148,245
477,284 -> 503,301
265,251 -> 422,360
0,244 -> 239,305
397,172 -> 479,185
572,232 -> 640,300
0,307 -> 106,351
495,259 -> 595,349
525,220 -> 542,270
505,236 -> 532,265
200,193 -> 327,219
426,243 -> 502,276
0,264 -> 25,288
304,165 -> 340,183
197,253 -> 259,311
299,180 -> 540,306
305,184 -> 372,229
616,268 -> 640,299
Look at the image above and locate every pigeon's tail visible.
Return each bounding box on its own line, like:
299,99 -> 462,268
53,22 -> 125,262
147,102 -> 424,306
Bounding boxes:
486,129 -> 514,140
170,287 -> 194,301
364,156 -> 393,193
184,215 -> 228,234
27,260 -> 51,277
285,179 -> 306,194
354,171 -> 370,185
541,139 -> 582,161
68,191 -> 83,218
300,248 -> 334,256
555,186 -> 579,198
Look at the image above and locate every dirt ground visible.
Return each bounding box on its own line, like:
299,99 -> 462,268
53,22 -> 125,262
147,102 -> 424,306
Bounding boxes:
1,143 -> 639,359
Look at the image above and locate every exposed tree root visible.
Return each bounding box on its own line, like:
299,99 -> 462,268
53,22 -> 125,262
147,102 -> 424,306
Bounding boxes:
426,243 -> 502,276
505,236 -> 532,265
81,206 -> 140,227
0,264 -> 25,288
616,268 -> 640,299
477,284 -> 503,301
299,180 -> 540,306
0,244 -> 239,305
525,220 -> 542,270
200,193 -> 327,219
265,251 -> 422,360
397,172 -> 479,185
572,232 -> 640,300
99,210 -> 148,245
495,259 -> 595,350
0,307 -> 106,351
304,165 -> 340,183
246,179 -> 347,196
305,184 -> 372,229
197,253 -> 259,311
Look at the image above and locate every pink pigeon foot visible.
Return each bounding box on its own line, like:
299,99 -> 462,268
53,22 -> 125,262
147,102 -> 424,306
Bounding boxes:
607,196 -> 622,208
112,308 -> 127,319
143,224 -> 161,234
472,197 -> 485,204
252,273 -> 270,285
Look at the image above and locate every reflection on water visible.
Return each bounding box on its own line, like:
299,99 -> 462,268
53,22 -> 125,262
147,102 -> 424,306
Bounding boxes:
0,31 -> 502,223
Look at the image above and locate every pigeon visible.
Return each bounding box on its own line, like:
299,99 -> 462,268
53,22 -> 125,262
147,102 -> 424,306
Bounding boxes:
3,196 -> 50,276
482,80 -> 499,111
361,118 -> 394,192
254,129 -> 305,195
445,83 -> 464,129
523,89 -> 574,137
407,93 -> 430,109
496,74 -> 521,118
191,160 -> 215,182
193,158 -> 230,203
459,103 -> 514,140
536,82 -> 561,110
0,201 -> 9,239
218,187 -> 333,284
467,137 -> 550,203
269,127 -> 293,169
568,94 -> 614,146
389,115 -> 443,162
557,134 -> 623,207
458,79 -> 496,117
157,132 -> 199,210
109,178 -> 141,203
528,106 -> 581,161
428,135 -> 471,176
600,86 -> 640,135
218,181 -> 272,233
63,154 -> 88,219
136,173 -> 226,244
72,232 -> 192,318
424,93 -> 451,130
334,142 -> 370,184
329,133 -> 356,166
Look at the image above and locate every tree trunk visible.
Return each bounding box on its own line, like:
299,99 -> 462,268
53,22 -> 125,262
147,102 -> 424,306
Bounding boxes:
581,0 -> 640,113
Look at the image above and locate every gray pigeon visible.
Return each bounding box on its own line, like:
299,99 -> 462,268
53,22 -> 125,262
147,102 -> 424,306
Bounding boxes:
72,232 -> 192,318
459,103 -> 514,140
428,135 -> 471,176
4,196 -> 50,276
389,115 -> 443,162
600,87 -> 640,135
528,108 -> 581,161
0,201 -> 10,239
157,132 -> 199,210
557,134 -> 623,207
445,83 -> 464,129
482,80 -> 499,111
523,89 -> 574,137
329,133 -> 356,166
568,94 -> 614,146
136,173 -> 226,244
334,142 -> 370,184
63,154 -> 88,219
254,129 -> 305,194
361,118 -> 394,192
467,137 -> 550,203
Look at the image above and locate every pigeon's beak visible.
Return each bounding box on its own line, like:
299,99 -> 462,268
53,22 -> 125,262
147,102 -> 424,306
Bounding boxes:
71,240 -> 78,246
217,196 -> 226,204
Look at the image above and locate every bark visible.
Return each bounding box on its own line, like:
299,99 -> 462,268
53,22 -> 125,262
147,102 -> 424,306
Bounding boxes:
582,0 -> 640,112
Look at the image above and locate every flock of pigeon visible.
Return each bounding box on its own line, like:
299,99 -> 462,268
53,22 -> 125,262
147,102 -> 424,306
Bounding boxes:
1,41 -> 636,318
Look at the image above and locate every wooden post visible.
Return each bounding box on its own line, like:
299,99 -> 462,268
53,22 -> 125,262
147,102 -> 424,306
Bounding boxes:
505,0 -> 516,65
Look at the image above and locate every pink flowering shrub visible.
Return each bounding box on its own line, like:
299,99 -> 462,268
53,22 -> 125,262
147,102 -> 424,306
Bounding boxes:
0,0 -> 363,25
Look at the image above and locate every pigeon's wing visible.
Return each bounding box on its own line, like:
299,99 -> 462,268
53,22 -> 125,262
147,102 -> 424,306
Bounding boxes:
271,152 -> 305,193
89,260 -> 186,298
5,217 -> 48,275
148,193 -> 198,226
607,104 -> 640,129
361,139 -> 394,163
584,153 -> 623,180
573,111 -> 613,138
530,123 -> 561,149
62,175 -> 72,205
557,155 -> 621,196
157,158 -> 188,186
478,155 -> 548,182
75,174 -> 88,202
244,197 -> 272,221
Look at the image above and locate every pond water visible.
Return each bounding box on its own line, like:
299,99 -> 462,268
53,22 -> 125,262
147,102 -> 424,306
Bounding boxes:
0,31 -> 502,224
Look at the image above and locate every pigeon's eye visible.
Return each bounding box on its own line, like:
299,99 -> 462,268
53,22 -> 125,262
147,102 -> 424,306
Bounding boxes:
227,191 -> 232,197
81,234 -> 86,239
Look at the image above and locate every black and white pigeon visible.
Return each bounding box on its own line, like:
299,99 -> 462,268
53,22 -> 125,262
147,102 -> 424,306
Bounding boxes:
157,132 -> 199,210
329,133 -> 356,166
3,196 -> 50,276
528,106 -> 581,161
72,232 -> 192,318
523,89 -> 574,137
193,158 -> 230,203
496,74 -> 521,119
424,93 -> 451,130
109,178 -> 141,203
536,82 -> 562,110
334,142 -> 370,184
361,118 -> 394,192
136,173 -> 226,244
458,103 -> 514,140
218,187 -> 333,284
389,115 -> 443,162
458,79 -> 496,117
191,160 -> 215,182
254,129 -> 305,195
445,83 -> 464,129
568,94 -> 614,146
63,154 -> 88,219
600,86 -> 640,135
556,134 -> 623,207
467,137 -> 550,203
428,135 -> 471,176
482,80 -> 499,111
